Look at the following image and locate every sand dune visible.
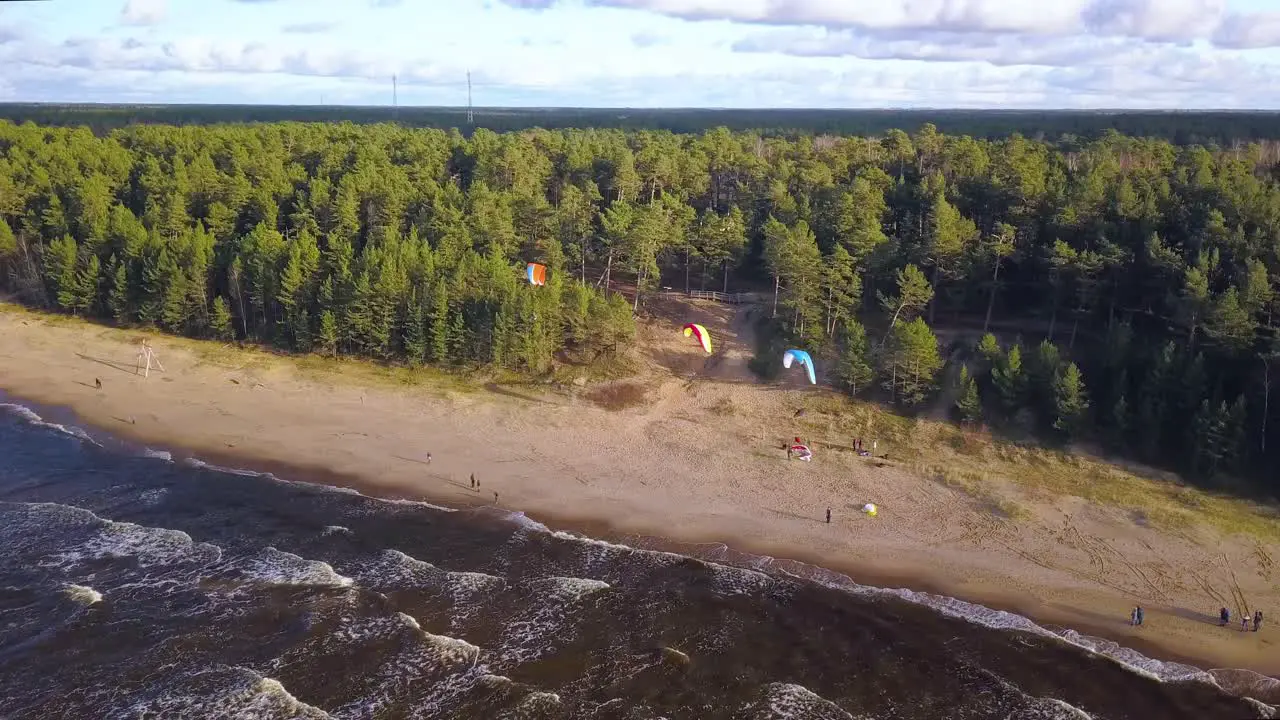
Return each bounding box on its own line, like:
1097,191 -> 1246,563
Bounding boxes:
1,302 -> 1278,677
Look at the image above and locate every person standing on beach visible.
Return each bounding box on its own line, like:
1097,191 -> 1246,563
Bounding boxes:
426,453 -> 432,464
826,507 -> 831,524
94,378 -> 102,390
1242,615 -> 1250,632
1254,610 -> 1262,631
1220,607 -> 1230,626
1136,607 -> 1143,626
1130,608 -> 1137,626
493,491 -> 499,504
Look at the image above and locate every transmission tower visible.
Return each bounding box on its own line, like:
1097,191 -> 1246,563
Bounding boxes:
467,71 -> 474,125
392,74 -> 398,121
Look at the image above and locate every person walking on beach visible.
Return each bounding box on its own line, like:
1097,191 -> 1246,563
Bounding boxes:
94,378 -> 102,390
493,491 -> 499,504
1220,607 -> 1230,626
1254,610 -> 1262,631
470,473 -> 477,490
426,453 -> 432,464
1136,607 -> 1143,626
1242,615 -> 1250,632
1130,607 -> 1138,626
826,507 -> 831,524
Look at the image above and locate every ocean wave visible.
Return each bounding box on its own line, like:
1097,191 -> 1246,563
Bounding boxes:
273,612 -> 487,719
118,665 -> 332,720
60,584 -> 102,605
0,402 -> 100,446
228,547 -> 353,588
497,576 -> 611,667
0,501 -> 223,571
524,524 -> 1278,710
743,682 -> 857,720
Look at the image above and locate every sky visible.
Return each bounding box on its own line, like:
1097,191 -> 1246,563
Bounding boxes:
1,0 -> 1280,108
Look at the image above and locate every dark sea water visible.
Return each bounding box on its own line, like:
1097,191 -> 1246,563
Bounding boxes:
2,398 -> 1278,720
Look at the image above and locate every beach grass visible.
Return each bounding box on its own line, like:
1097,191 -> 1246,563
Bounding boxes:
791,390 -> 1280,542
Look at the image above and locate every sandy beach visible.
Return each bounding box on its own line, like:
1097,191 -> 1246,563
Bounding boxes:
2,299 -> 1278,679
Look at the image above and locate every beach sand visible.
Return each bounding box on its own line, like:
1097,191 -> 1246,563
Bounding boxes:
2,301 -> 1278,678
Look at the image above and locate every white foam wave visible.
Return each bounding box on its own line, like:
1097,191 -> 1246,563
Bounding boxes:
62,584 -> 102,605
745,682 -> 856,719
345,549 -> 505,629
1013,697 -> 1095,719
138,488 -> 169,506
49,520 -> 223,570
0,402 -> 100,446
119,665 -> 332,720
294,613 -> 485,719
0,503 -> 221,571
233,548 -> 353,588
498,576 -> 610,666
531,524 -> 1275,709
321,525 -> 351,536
504,511 -> 550,532
182,457 -> 268,478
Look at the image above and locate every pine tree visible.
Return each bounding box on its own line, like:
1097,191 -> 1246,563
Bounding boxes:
210,296 -> 234,341
975,333 -> 1001,380
68,254 -> 100,316
877,263 -> 934,333
403,295 -> 427,366
833,317 -> 873,395
955,364 -> 982,424
879,317 -> 943,407
45,234 -> 78,310
429,283 -> 450,363
317,310 -> 339,356
992,343 -> 1025,419
108,258 -> 131,323
1027,340 -> 1062,430
1052,362 -> 1090,439
448,308 -> 468,363
1109,394 -> 1131,450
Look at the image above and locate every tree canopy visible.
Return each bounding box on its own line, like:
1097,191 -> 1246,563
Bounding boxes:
1,119 -> 1278,494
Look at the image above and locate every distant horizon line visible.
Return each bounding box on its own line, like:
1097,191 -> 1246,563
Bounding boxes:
1,101 -> 1278,114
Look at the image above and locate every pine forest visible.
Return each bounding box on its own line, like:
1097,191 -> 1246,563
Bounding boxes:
0,119 -> 1278,494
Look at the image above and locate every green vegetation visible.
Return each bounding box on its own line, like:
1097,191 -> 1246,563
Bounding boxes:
0,117 -> 1278,499
6,105 -> 1280,145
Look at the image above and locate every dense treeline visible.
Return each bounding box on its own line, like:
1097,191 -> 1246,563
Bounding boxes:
8,105 -> 1280,145
0,120 -> 1277,495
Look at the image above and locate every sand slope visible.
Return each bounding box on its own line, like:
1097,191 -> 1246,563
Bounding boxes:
1,302 -> 1278,677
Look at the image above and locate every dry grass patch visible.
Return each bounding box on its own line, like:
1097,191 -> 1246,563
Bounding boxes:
585,381 -> 649,411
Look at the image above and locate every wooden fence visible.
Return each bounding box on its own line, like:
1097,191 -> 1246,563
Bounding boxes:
685,289 -> 759,304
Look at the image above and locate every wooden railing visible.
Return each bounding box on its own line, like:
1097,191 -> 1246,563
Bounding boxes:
686,290 -> 758,304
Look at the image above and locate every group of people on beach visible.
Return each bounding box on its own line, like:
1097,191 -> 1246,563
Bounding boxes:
1219,607 -> 1263,632
1131,605 -> 1264,632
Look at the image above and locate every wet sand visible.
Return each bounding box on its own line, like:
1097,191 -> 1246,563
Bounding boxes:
1,304 -> 1277,677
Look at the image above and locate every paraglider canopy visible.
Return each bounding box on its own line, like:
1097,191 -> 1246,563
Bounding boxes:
526,263 -> 547,286
782,349 -> 816,385
862,503 -> 878,517
682,323 -> 712,354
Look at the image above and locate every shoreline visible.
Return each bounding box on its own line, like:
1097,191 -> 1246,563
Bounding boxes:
0,390 -> 1269,683
2,308 -> 1279,684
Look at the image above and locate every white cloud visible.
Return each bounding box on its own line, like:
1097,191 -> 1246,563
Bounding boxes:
503,0 -> 1280,49
0,0 -> 1276,108
1213,11 -> 1280,49
121,0 -> 167,27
